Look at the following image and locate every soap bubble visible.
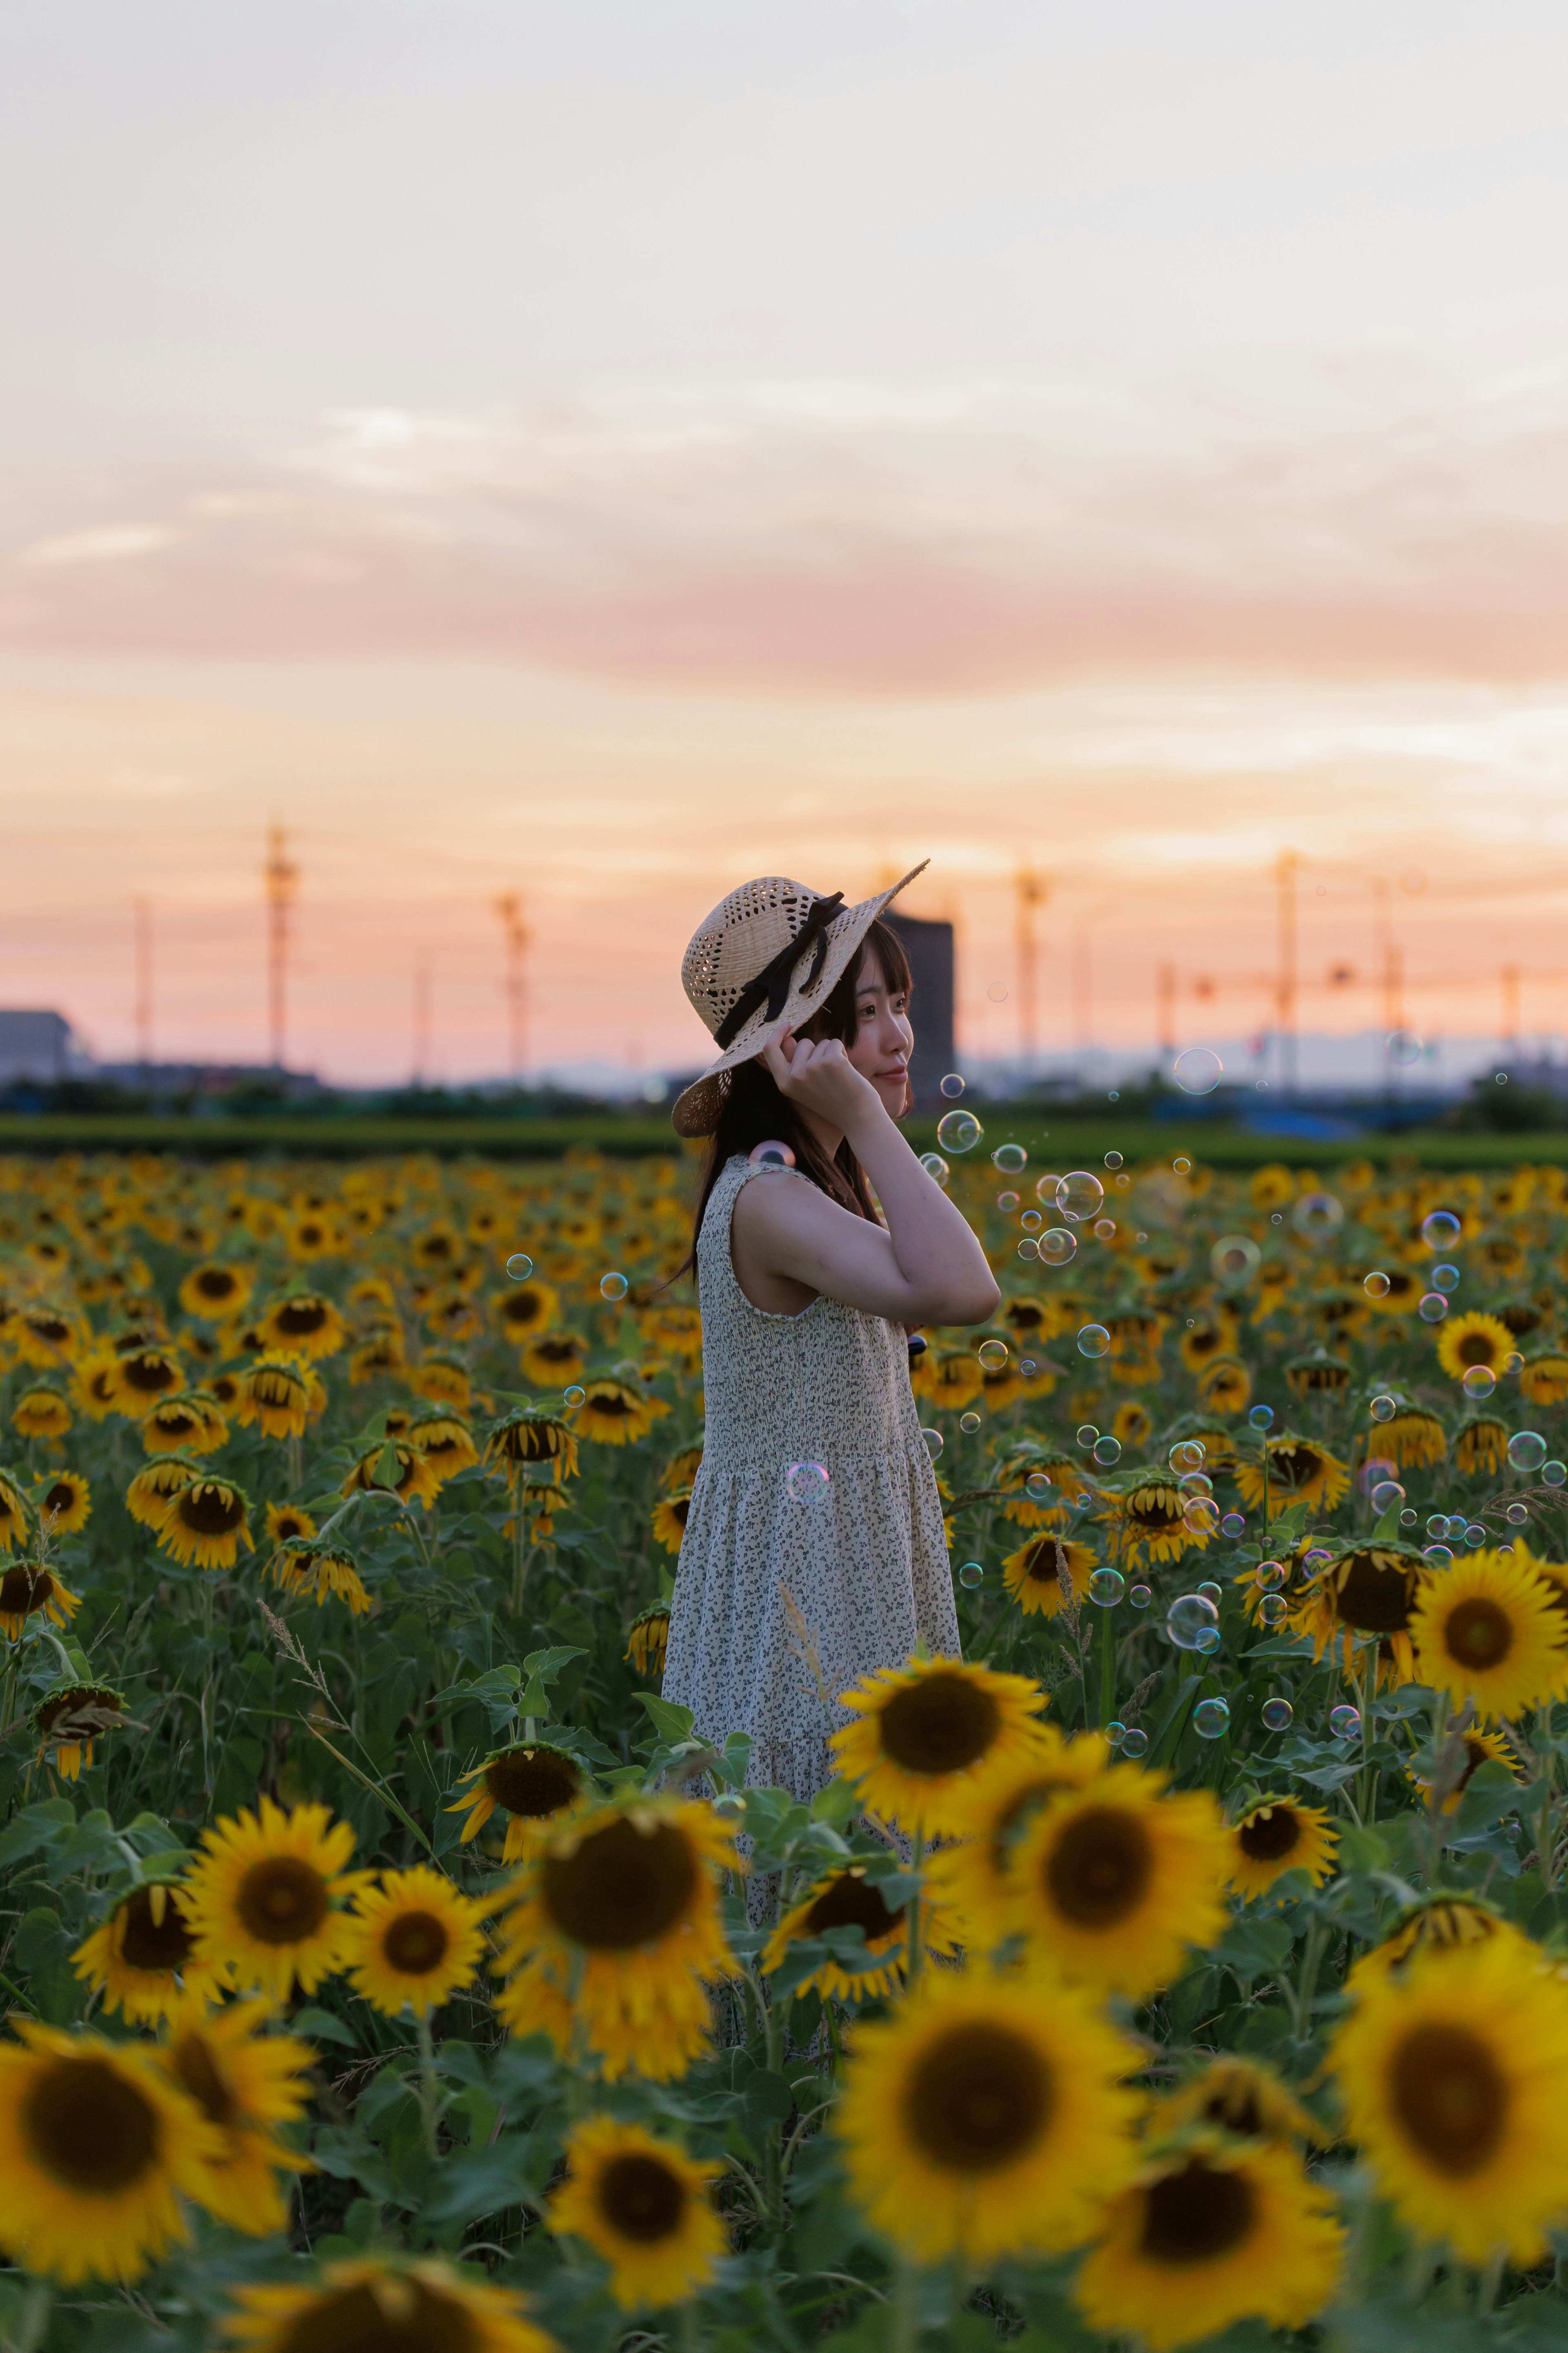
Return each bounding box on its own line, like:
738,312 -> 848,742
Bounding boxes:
785,1459 -> 831,1504
1249,1403 -> 1275,1431
1418,1293 -> 1448,1323
1020,1208 -> 1042,1231
1039,1227 -> 1078,1265
564,1384 -> 587,1408
1509,1430 -> 1548,1472
1089,1568 -> 1125,1606
711,1791 -> 747,1822
599,1271 -> 629,1302
1174,1046 -> 1223,1095
1400,1508 -> 1418,1527
1423,1544 -> 1453,1567
1462,1365 -> 1496,1400
1025,1471 -> 1053,1500
1194,1698 -> 1230,1740
505,1253 -> 534,1281
1255,1561 -> 1286,1591
1017,1238 -> 1040,1261
1093,1218 -> 1118,1240
1370,1395 -> 1398,1422
1169,1440 -> 1206,1473
1363,1271 -> 1391,1299
997,1190 -> 1020,1212
1261,1697 -> 1294,1731
748,1139 -> 796,1173
1196,1580 -> 1223,1603
1077,1324 -> 1111,1359
1129,1584 -> 1152,1609
1034,1173 -> 1062,1204
1303,1548 -> 1333,1569
1056,1171 -> 1105,1223
1172,1156 -> 1192,1175
1211,1234 -> 1262,1287
1167,1593 -> 1220,1650
940,1072 -> 966,1098
993,1143 -> 1027,1175
1507,1501 -> 1530,1526
977,1339 -> 1009,1372
1120,1728 -> 1149,1758
1092,1436 -> 1121,1467
919,1152 -> 951,1187
1105,1150 -> 1124,1170
987,981 -> 1009,1002
1544,1461 -> 1567,1488
1464,1523 -> 1487,1548
1504,1352 -> 1524,1374
958,1561 -> 984,1589
1432,1263 -> 1460,1294
959,1410 -> 982,1433
1178,1470 -> 1214,1497
1221,1512 -> 1246,1537
1020,1358 -> 1039,1378
1370,1479 -> 1406,1512
1425,1513 -> 1448,1538
1387,1029 -> 1423,1066
1421,1209 -> 1462,1251
936,1111 -> 982,1154
1077,1426 -> 1099,1447
1292,1191 -> 1344,1239
1329,1704 -> 1361,1740
1359,1456 -> 1398,1494
920,1427 -> 943,1460
1183,1497 -> 1220,1536
1258,1595 -> 1288,1626
1105,1720 -> 1127,1747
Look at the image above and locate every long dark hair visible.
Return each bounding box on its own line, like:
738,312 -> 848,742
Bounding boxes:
682,917 -> 913,1278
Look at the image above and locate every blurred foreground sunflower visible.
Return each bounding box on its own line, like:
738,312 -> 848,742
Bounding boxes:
930,1728 -> 1109,1934
71,1881 -> 223,2023
1160,2055 -> 1318,2148
1410,1548 -> 1568,1719
158,1994 -> 316,2234
448,1741 -> 586,1860
220,2257 -> 553,2353
1229,1796 -> 1338,1900
830,1655 -> 1048,1838
550,2116 -> 724,2310
762,1862 -> 958,2002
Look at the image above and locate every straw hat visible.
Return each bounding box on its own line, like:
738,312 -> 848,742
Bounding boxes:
670,863 -> 927,1137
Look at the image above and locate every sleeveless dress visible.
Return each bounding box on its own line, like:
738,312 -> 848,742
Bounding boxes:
661,1153 -> 959,1804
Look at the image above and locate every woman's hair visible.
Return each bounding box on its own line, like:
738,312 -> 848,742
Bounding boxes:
681,917 -> 913,1277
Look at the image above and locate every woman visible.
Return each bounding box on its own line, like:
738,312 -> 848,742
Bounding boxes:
662,866 -> 1000,1804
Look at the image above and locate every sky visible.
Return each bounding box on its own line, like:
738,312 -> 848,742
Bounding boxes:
4,1 -> 1568,1084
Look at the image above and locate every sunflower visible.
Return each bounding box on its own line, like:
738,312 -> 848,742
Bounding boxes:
287,1211 -> 343,1262
763,1861 -> 958,2001
551,2117 -> 724,2310
1074,2131 -> 1343,2351
1299,1541 -> 1429,1682
0,1468 -> 27,1553
491,1795 -> 737,2081
927,1349 -> 984,1411
13,1305 -> 84,1368
220,2256 -> 553,2353
662,1442 -> 704,1492
1376,1402 -> 1448,1470
494,1279 -> 560,1343
409,1352 -> 473,1410
486,1405 -> 579,1485
347,1331 -> 407,1384
404,1407 -> 480,1485
1234,1435 -> 1352,1518
1520,1349 -> 1568,1407
1000,1533 -> 1097,1616
448,1742 -> 588,1860
343,1866 -> 490,2018
154,1476 -> 254,1572
1365,1266 -> 1423,1315
264,1499 -> 317,1549
1197,1356 -> 1251,1414
651,1490 -> 691,1556
0,1559 -> 80,1640
272,1538 -> 373,1615
142,1388 -> 228,1455
1410,1548 -> 1568,1718
1283,1352 -> 1351,1401
236,1356 -> 313,1439
830,1656 -> 1048,1838
573,1376 -> 668,1447
72,1882 -> 223,2023
11,1384 -> 71,1440
126,1452 -> 200,1527
1332,1934 -> 1568,2264
1111,1399 -> 1153,1449
254,1292 -> 347,1361
178,1262 -> 253,1321
1179,1315 -> 1236,1376
1160,2056 -> 1318,2148
1350,1892 -> 1517,1986
521,1329 -> 589,1387
1434,1310 -> 1512,1384
183,1798 -> 360,2001
341,1439 -> 444,1511
1230,1796 -> 1339,1900
1405,1726 -> 1520,1815
111,1345 -> 185,1411
72,1351 -> 124,1420
1454,1414 -> 1509,1475
625,1604 -> 671,1675
158,1994 -> 316,2233
35,1682 -> 125,1778
0,2021 -> 220,2283
1098,1472 -> 1208,1566
996,1766 -> 1230,1998
639,1301 -> 705,1371
835,1966 -> 1139,2262
929,1729 -> 1111,1935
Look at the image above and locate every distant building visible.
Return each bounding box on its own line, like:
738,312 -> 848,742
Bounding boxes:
0,1010 -> 93,1084
884,913 -> 955,1108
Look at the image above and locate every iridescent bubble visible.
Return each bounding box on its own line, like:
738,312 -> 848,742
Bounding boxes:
1507,1501 -> 1530,1526
505,1253 -> 534,1281
1129,1584 -> 1152,1609
1432,1263 -> 1460,1294
1504,1351 -> 1523,1374
1400,1508 -> 1418,1527
1174,1046 -> 1223,1095
564,1384 -> 587,1408
784,1460 -> 831,1506
1261,1697 -> 1294,1731
1169,1440 -> 1206,1474
958,1560 -> 984,1589
1370,1395 -> 1398,1422
1105,1720 -> 1127,1747
940,1072 -> 966,1098
1093,1436 -> 1121,1467
920,1152 -> 951,1187
1256,1562 -> 1286,1591
977,1338 -> 1010,1372
1387,1029 -> 1423,1066
1056,1171 -> 1105,1223
1248,1403 -> 1275,1431
748,1139 -> 796,1173
920,1427 -> 943,1460
1020,1358 -> 1039,1377
599,1271 -> 629,1303
1193,1698 -> 1230,1740
1172,1156 -> 1192,1175
1089,1568 -> 1126,1606
1545,1461 -> 1567,1489
1018,1239 -> 1040,1261
1509,1430 -> 1548,1472
711,1791 -> 747,1823
1178,1470 -> 1214,1497
1359,1456 -> 1398,1494
1077,1425 -> 1099,1446
1418,1293 -> 1448,1323
1039,1227 -> 1078,1265
1077,1324 -> 1111,1359
1033,1173 -> 1062,1204
1464,1523 -> 1487,1548
1211,1233 -> 1262,1287
1020,1208 -> 1043,1231
997,1190 -> 1020,1212
987,981 -> 1009,1002
936,1111 -> 982,1154
1120,1727 -> 1150,1758
1423,1545 -> 1453,1567
1425,1513 -> 1448,1537
1105,1150 -> 1124,1170
959,1411 -> 982,1434
1421,1209 -> 1462,1251
1303,1548 -> 1333,1569
1292,1191 -> 1344,1239
1167,1593 -> 1220,1650
1025,1471 -> 1053,1500
1093,1218 -> 1118,1240
1221,1512 -> 1246,1537
993,1142 -> 1027,1175
1258,1594 -> 1288,1626
1370,1479 -> 1406,1512
1183,1498 -> 1220,1536
1363,1271 -> 1391,1299
1329,1704 -> 1361,1740
1462,1365 -> 1497,1401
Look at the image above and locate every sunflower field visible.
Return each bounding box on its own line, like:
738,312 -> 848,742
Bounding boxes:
8,1139 -> 1568,2350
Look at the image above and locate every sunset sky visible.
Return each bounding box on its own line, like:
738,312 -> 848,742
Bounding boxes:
5,2 -> 1568,1083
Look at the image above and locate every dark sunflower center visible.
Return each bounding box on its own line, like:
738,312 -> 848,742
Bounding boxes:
588,1394 -> 631,1419
1129,1492 -> 1183,1532
1238,1807 -> 1302,1861
1045,1806 -> 1154,1928
159,1409 -> 200,1437
237,1856 -> 330,1945
1457,1333 -> 1498,1366
1205,2086 -> 1264,2137
1139,2157 -> 1256,2264
533,1338 -> 581,1364
1445,1597 -> 1514,1670
1270,1446 -> 1322,1490
196,1269 -> 238,1300
274,1514 -> 308,1541
179,1484 -> 244,1535
502,1293 -> 546,1327
542,1815 -> 698,1949
488,1750 -> 581,1818
598,2151 -> 686,2242
276,1301 -> 328,1336
123,1353 -> 179,1394
1332,1555 -> 1415,1635
1390,2022 -> 1507,2175
877,1672 -> 1003,1775
172,2032 -> 238,2128
805,1873 -> 900,1943
903,2021 -> 1052,2172
276,2278 -> 480,2353
23,2057 -> 158,2192
42,1481 -> 77,1516
119,1886 -> 196,1971
29,1315 -> 70,1344
383,1911 -> 450,1974
0,1566 -> 47,1615
1025,1539 -> 1067,1586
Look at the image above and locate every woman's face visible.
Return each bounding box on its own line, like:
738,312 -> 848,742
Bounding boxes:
841,944 -> 914,1117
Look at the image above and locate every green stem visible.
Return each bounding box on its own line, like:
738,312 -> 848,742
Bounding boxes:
415,2010 -> 440,2155
903,1829 -> 927,1990
1287,1916 -> 1327,2045
1098,1601 -> 1116,1729
891,2253 -> 920,2353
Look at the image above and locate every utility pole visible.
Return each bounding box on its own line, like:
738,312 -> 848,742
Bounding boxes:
1276,850 -> 1298,1097
133,897 -> 153,1083
264,821 -> 298,1071
1015,863 -> 1046,1075
495,893 -> 529,1085
1156,960 -> 1176,1064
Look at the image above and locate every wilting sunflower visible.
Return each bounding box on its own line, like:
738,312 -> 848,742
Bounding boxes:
640,1300 -> 704,1371
254,1292 -> 347,1361
404,1408 -> 480,1485
154,1475 -> 254,1572
408,1352 -> 472,1410
340,1438 -> 444,1511
1074,2131 -> 1343,2351
1284,1352 -> 1351,1401
836,1967 -> 1138,2262
661,1442 -> 704,1492
1454,1413 -> 1509,1475
1332,1934 -> 1568,2264
0,2021 -> 219,2284
1410,1548 -> 1568,1718
1234,1435 -> 1351,1519
347,1330 -> 407,1385
35,1682 -> 125,1778
271,1537 -> 372,1615
72,1351 -> 123,1421
178,1262 -> 253,1321
0,1468 -> 27,1553
159,1994 -> 316,2234
31,1467 -> 90,1536
141,1389 -> 228,1455
1000,1532 -> 1097,1616
651,1490 -> 692,1555
1520,1349 -> 1568,1407
1160,2056 -> 1317,2148
1405,1725 -> 1520,1815
551,2117 -> 724,2311
448,1740 -> 586,1860
1300,1541 -> 1428,1682
491,1795 -> 737,2081
830,1655 -> 1048,1838
125,1452 -> 200,1528
0,1559 -> 80,1640
521,1329 -> 589,1387
625,1604 -> 671,1675
927,1349 -> 984,1411
486,1405 -> 579,1486
1111,1399 -> 1154,1449
930,1729 -> 1111,1936
1098,1472 -> 1209,1566
494,1279 -> 559,1345
1375,1401 -> 1448,1470
11,1383 -> 72,1440
1229,1796 -> 1339,1899
264,1499 -> 317,1549
183,1797 -> 360,2001
1197,1356 -> 1251,1414
1436,1310 -> 1515,1384
1350,1892 -> 1517,1987
234,1355 -> 313,1440
1364,1266 -> 1423,1315
573,1376 -> 668,1447
72,1882 -> 223,2023
762,1862 -> 958,2002
997,1765 -> 1230,1998
110,1345 -> 185,1412
220,2256 -> 553,2353
343,1866 -> 490,2018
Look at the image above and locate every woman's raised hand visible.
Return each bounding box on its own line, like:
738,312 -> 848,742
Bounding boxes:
761,1029 -> 885,1128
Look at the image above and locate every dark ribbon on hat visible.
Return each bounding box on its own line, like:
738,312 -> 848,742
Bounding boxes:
712,892 -> 846,1049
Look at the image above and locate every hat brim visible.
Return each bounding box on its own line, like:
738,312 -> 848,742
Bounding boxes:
670,861 -> 928,1137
